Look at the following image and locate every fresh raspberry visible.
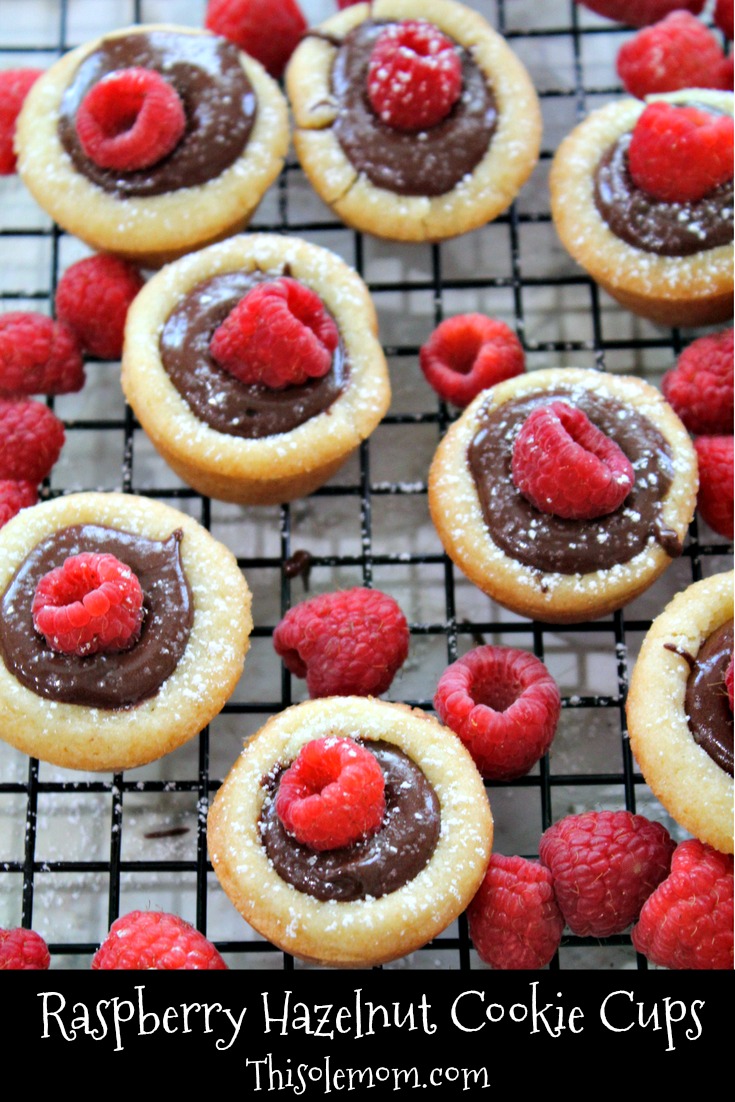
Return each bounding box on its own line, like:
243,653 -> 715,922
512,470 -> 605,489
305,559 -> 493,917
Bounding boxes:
205,0 -> 307,79
715,0 -> 734,39
0,399 -> 64,483
419,315 -> 525,408
433,645 -> 561,781
367,20 -> 462,133
0,480 -> 37,529
632,840 -> 733,969
92,910 -> 227,970
0,927 -> 50,970
32,551 -> 144,657
336,1 -> 362,7
0,69 -> 42,175
616,12 -> 730,99
55,254 -> 144,360
628,101 -> 734,204
511,401 -> 635,520
662,328 -> 733,435
576,1 -> 705,26
467,854 -> 565,970
0,312 -> 84,397
726,656 -> 734,710
275,736 -> 386,851
211,277 -> 339,390
273,587 -> 409,698
75,67 -> 186,173
694,435 -> 734,539
539,810 -> 676,937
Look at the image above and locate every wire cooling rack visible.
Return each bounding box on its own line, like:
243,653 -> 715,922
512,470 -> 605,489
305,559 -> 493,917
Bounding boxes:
0,0 -> 732,971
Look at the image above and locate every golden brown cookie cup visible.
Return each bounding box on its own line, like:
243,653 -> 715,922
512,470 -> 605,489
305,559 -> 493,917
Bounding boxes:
627,572 -> 733,856
122,234 -> 391,506
286,0 -> 541,243
208,696 -> 493,967
550,90 -> 734,328
428,368 -> 698,624
15,25 -> 289,268
0,492 -> 252,773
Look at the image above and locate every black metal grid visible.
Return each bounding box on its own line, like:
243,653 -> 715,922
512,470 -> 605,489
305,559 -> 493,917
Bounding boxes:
0,0 -> 731,971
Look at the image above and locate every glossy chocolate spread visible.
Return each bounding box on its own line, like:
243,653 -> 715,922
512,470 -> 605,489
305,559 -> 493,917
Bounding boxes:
58,30 -> 255,197
685,619 -> 734,777
159,271 -> 349,439
467,387 -> 680,575
329,20 -> 498,197
0,524 -> 193,709
259,741 -> 441,901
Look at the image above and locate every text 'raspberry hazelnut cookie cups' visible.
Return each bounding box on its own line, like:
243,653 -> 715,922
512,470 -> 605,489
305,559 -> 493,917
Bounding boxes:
285,0 -> 541,243
122,234 -> 391,505
207,697 -> 493,967
14,25 -> 289,267
428,368 -> 698,624
0,492 -> 252,772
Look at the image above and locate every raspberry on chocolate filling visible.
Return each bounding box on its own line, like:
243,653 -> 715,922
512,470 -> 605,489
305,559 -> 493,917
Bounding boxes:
683,619 -> 734,777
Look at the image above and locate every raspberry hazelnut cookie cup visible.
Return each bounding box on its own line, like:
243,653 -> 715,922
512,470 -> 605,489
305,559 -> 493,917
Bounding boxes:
207,696 -> 493,967
428,368 -> 698,624
15,25 -> 289,267
122,234 -> 390,505
285,0 -> 541,243
0,492 -> 252,772
550,90 -> 733,328
626,571 -> 733,855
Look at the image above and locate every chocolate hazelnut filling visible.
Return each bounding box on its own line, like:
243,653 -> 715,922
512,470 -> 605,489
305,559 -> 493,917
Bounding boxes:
0,524 -> 193,709
259,741 -> 441,901
684,619 -> 734,777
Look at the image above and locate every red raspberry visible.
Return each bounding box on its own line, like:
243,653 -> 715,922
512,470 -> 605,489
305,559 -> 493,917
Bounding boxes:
275,736 -> 386,851
576,1 -> 705,26
0,399 -> 64,483
433,645 -> 561,781
0,312 -> 84,397
210,277 -> 339,390
632,840 -> 733,969
367,20 -> 463,132
467,854 -> 565,970
273,587 -> 409,699
539,810 -> 676,938
726,656 -> 734,711
0,927 -> 50,970
55,254 -> 144,360
92,910 -> 227,970
419,315 -> 525,408
662,328 -> 733,435
616,12 -> 730,99
205,0 -> 307,79
0,69 -> 42,175
694,435 -> 734,539
75,67 -> 186,172
628,101 -> 734,204
511,401 -> 635,520
0,480 -> 37,529
715,0 -> 734,39
32,552 -> 144,657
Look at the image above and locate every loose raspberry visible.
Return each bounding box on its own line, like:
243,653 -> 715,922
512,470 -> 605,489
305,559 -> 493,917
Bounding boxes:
419,315 -> 525,408
0,68 -> 42,175
0,480 -> 37,529
694,435 -> 734,539
511,401 -> 635,520
211,277 -> 339,389
715,0 -> 734,40
32,551 -> 144,657
434,645 -> 561,781
55,254 -> 144,360
75,67 -> 186,173
616,12 -> 730,99
205,0 -> 307,79
275,736 -> 386,851
367,20 -> 463,132
0,927 -> 50,970
539,810 -> 676,938
662,328 -> 734,435
576,1 -> 705,26
467,854 -> 565,970
0,399 -> 64,483
628,101 -> 734,204
273,587 -> 409,699
632,840 -> 733,969
0,312 -> 84,397
92,910 -> 227,970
